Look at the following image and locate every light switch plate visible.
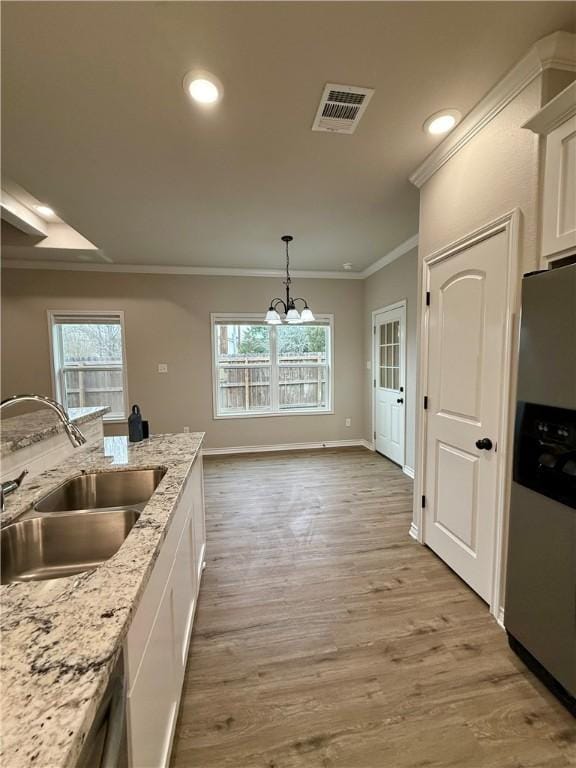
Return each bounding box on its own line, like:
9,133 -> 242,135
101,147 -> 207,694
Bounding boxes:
158,363 -> 168,373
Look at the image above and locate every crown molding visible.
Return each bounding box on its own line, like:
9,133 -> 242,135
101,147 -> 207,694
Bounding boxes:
361,233 -> 419,277
0,259 -> 365,280
2,232 -> 419,280
410,31 -> 576,189
522,80 -> 576,135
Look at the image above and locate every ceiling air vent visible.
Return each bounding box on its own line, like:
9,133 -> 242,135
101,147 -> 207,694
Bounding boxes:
312,83 -> 374,134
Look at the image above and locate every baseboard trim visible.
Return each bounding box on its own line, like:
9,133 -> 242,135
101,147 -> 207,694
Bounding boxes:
203,439 -> 371,456
403,465 -> 415,479
409,522 -> 419,541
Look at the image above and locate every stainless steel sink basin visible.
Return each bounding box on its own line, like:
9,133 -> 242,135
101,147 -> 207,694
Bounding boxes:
1,509 -> 140,584
34,468 -> 166,513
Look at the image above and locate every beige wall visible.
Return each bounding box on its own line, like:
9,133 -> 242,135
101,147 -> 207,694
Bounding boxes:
415,76 -> 552,498
363,248 -> 418,471
413,71 -> 571,604
418,77 -> 543,271
417,69 -> 576,270
1,269 -> 365,450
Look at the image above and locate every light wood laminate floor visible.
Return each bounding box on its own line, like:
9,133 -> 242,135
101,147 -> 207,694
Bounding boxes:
171,448 -> 575,768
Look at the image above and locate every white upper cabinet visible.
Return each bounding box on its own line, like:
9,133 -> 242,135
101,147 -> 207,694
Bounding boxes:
524,81 -> 576,263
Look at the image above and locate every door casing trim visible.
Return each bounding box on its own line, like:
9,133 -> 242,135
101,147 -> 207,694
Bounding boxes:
371,299 -> 407,469
413,209 -> 521,619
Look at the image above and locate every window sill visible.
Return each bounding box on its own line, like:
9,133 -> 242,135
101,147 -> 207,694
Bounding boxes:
213,408 -> 334,420
103,416 -> 127,424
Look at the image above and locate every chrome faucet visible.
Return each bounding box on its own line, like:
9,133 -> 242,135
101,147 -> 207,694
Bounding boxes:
1,394 -> 87,511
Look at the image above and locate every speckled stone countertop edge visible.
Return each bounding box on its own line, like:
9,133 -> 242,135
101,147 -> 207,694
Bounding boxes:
0,432 -> 205,768
1,405 -> 111,458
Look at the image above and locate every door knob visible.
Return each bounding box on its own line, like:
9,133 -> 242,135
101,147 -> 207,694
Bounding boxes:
475,437 -> 493,451
397,398 -> 404,404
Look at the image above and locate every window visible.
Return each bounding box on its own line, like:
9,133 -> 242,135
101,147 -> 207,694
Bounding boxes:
379,319 -> 400,390
212,315 -> 333,418
48,311 -> 128,420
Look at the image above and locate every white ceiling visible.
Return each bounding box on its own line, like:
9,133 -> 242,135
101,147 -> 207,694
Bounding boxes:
2,2 -> 575,272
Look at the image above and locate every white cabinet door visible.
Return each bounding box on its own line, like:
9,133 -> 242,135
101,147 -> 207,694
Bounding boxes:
424,229 -> 509,602
172,515 -> 197,673
127,581 -> 178,768
190,455 -> 206,588
542,115 -> 576,259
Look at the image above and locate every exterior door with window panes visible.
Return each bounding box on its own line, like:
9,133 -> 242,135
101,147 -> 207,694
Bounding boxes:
374,305 -> 405,465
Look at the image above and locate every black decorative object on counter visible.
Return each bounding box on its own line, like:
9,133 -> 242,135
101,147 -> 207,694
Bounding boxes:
128,405 -> 144,443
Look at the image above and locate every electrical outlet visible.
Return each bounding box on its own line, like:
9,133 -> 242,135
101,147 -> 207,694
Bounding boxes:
158,363 -> 168,373
183,426 -> 190,433
366,360 -> 371,369
345,418 -> 351,427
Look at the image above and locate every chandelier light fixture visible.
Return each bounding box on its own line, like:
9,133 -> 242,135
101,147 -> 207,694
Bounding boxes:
265,235 -> 315,325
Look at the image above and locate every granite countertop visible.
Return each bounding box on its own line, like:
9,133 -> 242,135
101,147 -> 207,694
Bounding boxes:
0,432 -> 205,768
1,405 -> 110,457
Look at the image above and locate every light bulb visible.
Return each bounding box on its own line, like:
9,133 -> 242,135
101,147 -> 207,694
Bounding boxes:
188,78 -> 219,104
35,204 -> 56,218
286,308 -> 300,323
423,109 -> 461,136
265,309 -> 282,324
183,71 -> 223,105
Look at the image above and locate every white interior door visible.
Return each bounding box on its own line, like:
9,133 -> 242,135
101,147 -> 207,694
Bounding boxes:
424,230 -> 509,602
374,304 -> 405,465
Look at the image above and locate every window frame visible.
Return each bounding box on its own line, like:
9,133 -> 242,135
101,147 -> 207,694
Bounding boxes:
210,313 -> 334,419
47,309 -> 129,422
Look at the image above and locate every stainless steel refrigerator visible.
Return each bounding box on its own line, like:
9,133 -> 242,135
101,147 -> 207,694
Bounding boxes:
505,262 -> 576,715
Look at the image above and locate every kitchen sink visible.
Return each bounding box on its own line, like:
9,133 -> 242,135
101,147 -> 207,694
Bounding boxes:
34,468 -> 167,513
1,508 -> 140,584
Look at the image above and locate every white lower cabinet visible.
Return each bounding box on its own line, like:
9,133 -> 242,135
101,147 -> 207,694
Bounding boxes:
125,452 -> 205,768
190,457 -> 206,588
172,515 -> 197,672
127,583 -> 178,768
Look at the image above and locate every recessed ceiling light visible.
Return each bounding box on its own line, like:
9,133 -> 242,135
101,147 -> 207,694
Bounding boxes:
35,204 -> 56,218
423,109 -> 461,136
183,71 -> 223,105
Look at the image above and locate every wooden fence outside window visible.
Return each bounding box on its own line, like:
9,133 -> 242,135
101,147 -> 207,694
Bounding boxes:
217,354 -> 327,411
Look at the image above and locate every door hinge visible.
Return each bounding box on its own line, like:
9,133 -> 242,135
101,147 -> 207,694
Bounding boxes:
373,379 -> 376,388
373,326 -> 376,335
426,291 -> 431,306
373,431 -> 376,440
423,396 -> 428,410
421,495 -> 426,508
